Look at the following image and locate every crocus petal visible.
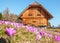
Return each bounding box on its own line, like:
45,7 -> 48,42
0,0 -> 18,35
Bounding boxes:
5,28 -> 16,36
39,30 -> 45,35
36,35 -> 42,40
54,35 -> 60,41
44,33 -> 48,37
47,34 -> 52,38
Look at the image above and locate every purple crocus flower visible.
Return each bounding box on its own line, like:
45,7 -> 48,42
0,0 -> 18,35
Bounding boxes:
44,33 -> 52,38
0,20 -> 5,24
44,32 -> 48,36
26,26 -> 32,32
26,26 -> 36,32
34,29 -> 39,34
13,22 -> 20,26
47,34 -> 52,38
19,23 -> 25,27
39,30 -> 45,35
10,22 -> 14,26
54,35 -> 60,41
5,28 -> 16,36
5,21 -> 11,25
36,34 -> 42,40
13,22 -> 18,27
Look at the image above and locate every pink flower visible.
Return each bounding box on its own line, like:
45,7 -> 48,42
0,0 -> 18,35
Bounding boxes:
47,34 -> 52,38
19,23 -> 25,27
5,21 -> 11,25
0,20 -> 5,24
54,35 -> 60,41
39,30 -> 45,35
10,22 -> 14,26
13,22 -> 19,27
5,28 -> 16,36
34,29 -> 39,34
26,26 -> 32,32
26,26 -> 36,32
36,34 -> 42,40
44,33 -> 48,36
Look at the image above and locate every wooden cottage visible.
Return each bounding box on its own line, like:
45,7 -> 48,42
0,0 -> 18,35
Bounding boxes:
18,2 -> 53,27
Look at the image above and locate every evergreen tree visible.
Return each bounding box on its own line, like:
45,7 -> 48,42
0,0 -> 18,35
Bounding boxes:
0,13 -> 3,20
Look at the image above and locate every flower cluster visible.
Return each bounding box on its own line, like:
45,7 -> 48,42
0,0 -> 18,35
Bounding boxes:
0,20 -> 60,42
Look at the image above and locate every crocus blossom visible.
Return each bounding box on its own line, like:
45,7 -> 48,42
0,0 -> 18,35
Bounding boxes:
5,21 -> 11,25
0,20 -> 5,24
54,35 -> 60,41
5,28 -> 16,36
39,30 -> 45,35
26,26 -> 37,32
44,33 -> 52,38
34,29 -> 39,34
47,34 -> 52,38
26,26 -> 33,32
36,34 -> 42,40
44,32 -> 48,37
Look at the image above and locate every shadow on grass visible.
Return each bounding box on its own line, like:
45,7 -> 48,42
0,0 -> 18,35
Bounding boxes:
0,37 -> 7,43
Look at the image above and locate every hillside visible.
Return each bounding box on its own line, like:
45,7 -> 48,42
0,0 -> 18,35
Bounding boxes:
0,20 -> 60,43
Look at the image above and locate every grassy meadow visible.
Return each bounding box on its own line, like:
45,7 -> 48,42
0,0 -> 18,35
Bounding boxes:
0,21 -> 60,43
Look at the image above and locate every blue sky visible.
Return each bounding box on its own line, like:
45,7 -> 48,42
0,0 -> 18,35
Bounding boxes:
0,0 -> 60,27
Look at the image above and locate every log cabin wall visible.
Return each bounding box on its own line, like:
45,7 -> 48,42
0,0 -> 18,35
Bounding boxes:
21,8 -> 48,26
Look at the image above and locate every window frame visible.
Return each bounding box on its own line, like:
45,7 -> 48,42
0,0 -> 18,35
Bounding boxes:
37,14 -> 41,16
28,14 -> 32,16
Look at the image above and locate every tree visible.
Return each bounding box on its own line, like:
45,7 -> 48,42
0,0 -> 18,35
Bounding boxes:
9,13 -> 17,22
0,13 -> 3,20
2,8 -> 9,21
2,8 -> 18,22
48,22 -> 51,28
57,24 -> 60,28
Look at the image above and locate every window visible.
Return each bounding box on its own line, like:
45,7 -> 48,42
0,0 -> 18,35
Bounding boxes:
32,21 -> 36,23
28,14 -> 32,16
37,14 -> 41,16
